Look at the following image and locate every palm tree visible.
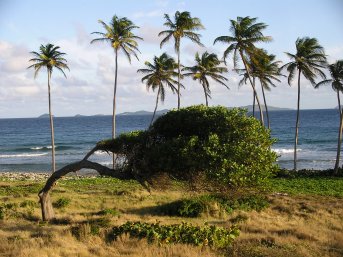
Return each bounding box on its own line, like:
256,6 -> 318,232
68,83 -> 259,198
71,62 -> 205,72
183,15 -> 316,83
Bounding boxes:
183,52 -> 229,106
281,37 -> 327,171
315,60 -> 343,174
159,11 -> 204,109
214,16 -> 272,124
91,15 -> 142,169
251,49 -> 283,129
137,53 -> 179,126
28,43 -> 69,173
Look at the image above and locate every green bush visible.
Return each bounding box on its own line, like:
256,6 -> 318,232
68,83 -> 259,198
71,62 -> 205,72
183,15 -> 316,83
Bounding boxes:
53,197 -> 71,209
107,221 -> 239,249
159,199 -> 205,217
98,105 -> 278,188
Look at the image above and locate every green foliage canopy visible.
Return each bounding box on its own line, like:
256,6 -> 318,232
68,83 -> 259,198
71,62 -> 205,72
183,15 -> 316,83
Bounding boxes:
97,105 -> 278,188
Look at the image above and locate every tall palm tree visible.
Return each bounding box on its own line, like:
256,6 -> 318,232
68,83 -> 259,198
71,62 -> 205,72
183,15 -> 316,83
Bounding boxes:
137,53 -> 179,126
28,43 -> 69,173
214,16 -> 272,124
159,11 -> 204,109
91,15 -> 142,169
183,51 -> 229,106
252,49 -> 283,129
280,37 -> 327,171
315,60 -> 343,174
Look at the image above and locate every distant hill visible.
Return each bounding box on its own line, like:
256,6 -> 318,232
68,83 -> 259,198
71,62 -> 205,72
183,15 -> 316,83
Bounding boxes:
118,109 -> 169,116
74,114 -> 106,117
38,114 -> 54,118
236,105 -> 293,112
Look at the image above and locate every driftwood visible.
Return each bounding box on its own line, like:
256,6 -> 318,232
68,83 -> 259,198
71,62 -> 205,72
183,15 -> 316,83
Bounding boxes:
38,146 -> 134,221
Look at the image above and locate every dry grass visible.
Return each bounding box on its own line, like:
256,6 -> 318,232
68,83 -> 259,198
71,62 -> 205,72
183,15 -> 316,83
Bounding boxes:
0,176 -> 342,257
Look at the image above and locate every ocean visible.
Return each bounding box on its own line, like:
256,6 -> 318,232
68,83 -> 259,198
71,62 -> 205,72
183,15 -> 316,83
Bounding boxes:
0,109 -> 341,172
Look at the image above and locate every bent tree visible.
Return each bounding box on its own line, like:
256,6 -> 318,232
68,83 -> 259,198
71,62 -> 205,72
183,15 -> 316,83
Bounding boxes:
91,15 -> 142,169
315,60 -> 343,174
28,44 -> 69,174
281,37 -> 327,171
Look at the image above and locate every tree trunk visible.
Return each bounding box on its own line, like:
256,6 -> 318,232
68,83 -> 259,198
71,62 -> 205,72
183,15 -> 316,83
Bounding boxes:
261,83 -> 270,129
203,83 -> 208,107
294,70 -> 301,171
334,91 -> 343,174
239,51 -> 264,124
112,49 -> 118,170
252,86 -> 256,117
177,41 -> 181,110
150,86 -> 160,127
38,146 -> 134,221
47,70 -> 56,173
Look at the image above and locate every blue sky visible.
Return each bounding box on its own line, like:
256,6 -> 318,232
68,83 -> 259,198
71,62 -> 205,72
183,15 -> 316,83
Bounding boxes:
0,0 -> 342,118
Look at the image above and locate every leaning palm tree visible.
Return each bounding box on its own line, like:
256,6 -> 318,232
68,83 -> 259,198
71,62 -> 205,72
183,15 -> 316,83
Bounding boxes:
252,49 -> 283,129
214,16 -> 272,124
137,53 -> 179,126
159,11 -> 204,109
315,60 -> 343,174
280,37 -> 327,171
28,43 -> 69,173
91,15 -> 142,169
183,51 -> 229,106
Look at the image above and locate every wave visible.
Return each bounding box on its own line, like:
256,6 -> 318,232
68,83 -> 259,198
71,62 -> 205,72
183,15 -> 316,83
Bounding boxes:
273,148 -> 302,154
29,145 -> 75,151
94,150 -> 109,156
0,153 -> 48,158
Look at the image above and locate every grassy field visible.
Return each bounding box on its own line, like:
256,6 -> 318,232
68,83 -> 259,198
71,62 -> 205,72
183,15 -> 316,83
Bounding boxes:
0,175 -> 342,257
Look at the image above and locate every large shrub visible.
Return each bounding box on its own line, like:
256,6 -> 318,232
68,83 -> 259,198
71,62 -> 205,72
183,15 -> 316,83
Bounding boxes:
97,105 -> 278,188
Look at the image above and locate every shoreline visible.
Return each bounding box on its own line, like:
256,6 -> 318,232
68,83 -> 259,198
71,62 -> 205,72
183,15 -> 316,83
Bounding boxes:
0,171 -> 99,181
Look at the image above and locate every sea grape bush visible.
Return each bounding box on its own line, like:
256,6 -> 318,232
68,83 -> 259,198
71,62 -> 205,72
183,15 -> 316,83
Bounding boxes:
107,221 -> 240,248
98,105 -> 278,188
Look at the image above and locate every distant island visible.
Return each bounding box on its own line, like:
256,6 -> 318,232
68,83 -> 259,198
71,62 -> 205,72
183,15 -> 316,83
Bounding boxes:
38,114 -> 54,118
37,106 -> 293,118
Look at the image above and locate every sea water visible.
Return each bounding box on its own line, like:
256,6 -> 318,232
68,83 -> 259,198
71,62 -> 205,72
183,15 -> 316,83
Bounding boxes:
0,109 -> 341,172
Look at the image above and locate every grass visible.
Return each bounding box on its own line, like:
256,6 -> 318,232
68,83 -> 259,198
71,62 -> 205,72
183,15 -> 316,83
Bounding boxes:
0,175 -> 342,256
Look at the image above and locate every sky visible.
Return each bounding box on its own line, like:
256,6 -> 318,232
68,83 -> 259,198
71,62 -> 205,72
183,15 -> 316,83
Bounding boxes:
0,0 -> 342,118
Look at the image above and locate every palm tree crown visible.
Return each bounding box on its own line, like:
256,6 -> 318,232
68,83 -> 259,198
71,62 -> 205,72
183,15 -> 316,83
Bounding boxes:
281,37 -> 327,86
315,60 -> 343,92
183,52 -> 229,106
28,43 -> 69,77
214,16 -> 272,68
159,11 -> 204,109
159,11 -> 204,50
91,15 -> 142,62
138,53 -> 179,126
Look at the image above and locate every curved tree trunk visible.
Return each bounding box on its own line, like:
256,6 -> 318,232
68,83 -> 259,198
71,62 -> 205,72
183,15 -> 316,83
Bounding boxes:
261,83 -> 270,129
112,49 -> 118,170
334,91 -> 343,174
38,146 -> 134,221
177,41 -> 181,110
294,69 -> 301,171
47,70 -> 55,173
150,86 -> 161,127
240,51 -> 264,124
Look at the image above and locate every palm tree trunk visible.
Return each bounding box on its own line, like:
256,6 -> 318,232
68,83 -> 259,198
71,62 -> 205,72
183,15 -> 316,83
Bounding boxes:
294,69 -> 301,171
112,49 -> 118,170
261,83 -> 270,129
334,91 -> 343,174
203,83 -> 209,107
150,86 -> 161,127
177,42 -> 181,110
252,84 -> 256,117
240,51 -> 264,124
47,70 -> 55,173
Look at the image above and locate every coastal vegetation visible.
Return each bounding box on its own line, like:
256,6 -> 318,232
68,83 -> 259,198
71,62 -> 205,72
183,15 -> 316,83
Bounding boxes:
0,173 -> 342,256
21,10 -> 343,257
